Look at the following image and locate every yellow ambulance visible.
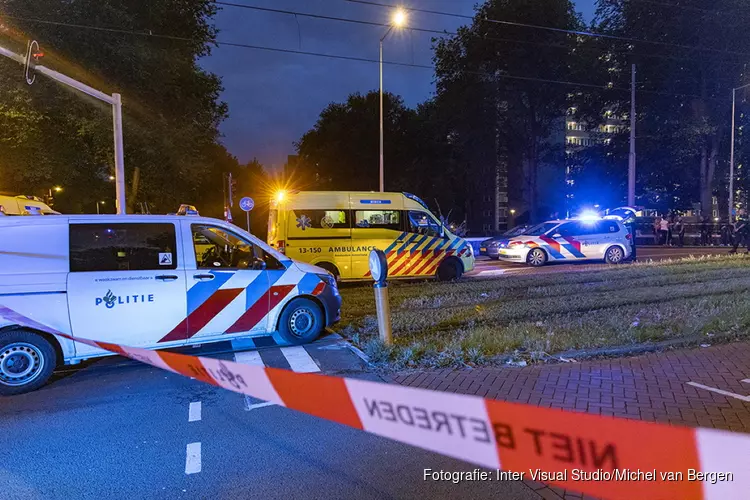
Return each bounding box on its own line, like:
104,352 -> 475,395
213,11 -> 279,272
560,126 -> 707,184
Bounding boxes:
268,191 -> 474,281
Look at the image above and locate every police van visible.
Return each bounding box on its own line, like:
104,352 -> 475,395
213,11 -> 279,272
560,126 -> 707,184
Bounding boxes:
0,194 -> 59,216
0,214 -> 341,395
268,191 -> 474,281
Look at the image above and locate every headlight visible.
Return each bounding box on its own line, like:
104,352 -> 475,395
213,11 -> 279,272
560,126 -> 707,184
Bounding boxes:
316,273 -> 337,289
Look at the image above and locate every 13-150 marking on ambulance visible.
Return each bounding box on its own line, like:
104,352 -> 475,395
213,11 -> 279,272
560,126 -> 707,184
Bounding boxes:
296,245 -> 377,255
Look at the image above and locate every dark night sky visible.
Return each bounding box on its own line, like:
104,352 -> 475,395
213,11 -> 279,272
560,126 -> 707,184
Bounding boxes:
200,0 -> 597,170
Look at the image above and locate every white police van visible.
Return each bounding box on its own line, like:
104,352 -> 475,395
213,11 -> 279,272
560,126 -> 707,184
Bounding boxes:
0,214 -> 341,395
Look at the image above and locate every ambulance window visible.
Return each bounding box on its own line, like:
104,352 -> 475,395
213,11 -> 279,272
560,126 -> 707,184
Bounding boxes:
354,210 -> 400,230
69,223 -> 178,272
191,225 -> 283,270
407,211 -> 441,237
291,209 -> 349,229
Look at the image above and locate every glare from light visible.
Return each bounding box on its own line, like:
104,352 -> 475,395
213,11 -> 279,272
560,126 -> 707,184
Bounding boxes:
275,190 -> 287,203
579,210 -> 600,222
109,175 -> 115,181
392,8 -> 407,27
510,209 -> 516,215
100,201 -> 105,204
53,186 -> 63,192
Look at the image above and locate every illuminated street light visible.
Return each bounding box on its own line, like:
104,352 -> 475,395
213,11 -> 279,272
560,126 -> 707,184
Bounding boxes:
392,8 -> 407,27
109,175 -> 115,181
379,7 -> 408,192
53,186 -> 63,192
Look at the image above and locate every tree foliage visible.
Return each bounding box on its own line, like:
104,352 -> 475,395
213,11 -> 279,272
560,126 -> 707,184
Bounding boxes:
0,0 -> 233,213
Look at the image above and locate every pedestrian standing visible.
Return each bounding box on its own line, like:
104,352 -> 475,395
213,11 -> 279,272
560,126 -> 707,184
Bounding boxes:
700,216 -> 710,246
730,209 -> 750,254
674,217 -> 685,247
659,216 -> 669,246
721,223 -> 732,246
666,214 -> 673,246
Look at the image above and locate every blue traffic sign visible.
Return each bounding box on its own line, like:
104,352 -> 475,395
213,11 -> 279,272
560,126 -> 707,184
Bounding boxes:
239,197 -> 255,212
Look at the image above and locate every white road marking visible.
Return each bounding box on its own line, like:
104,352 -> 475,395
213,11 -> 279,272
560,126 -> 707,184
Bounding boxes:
185,442 -> 201,475
188,401 -> 201,422
280,345 -> 320,373
246,401 -> 276,410
686,382 -> 750,402
742,379 -> 750,384
232,347 -> 266,411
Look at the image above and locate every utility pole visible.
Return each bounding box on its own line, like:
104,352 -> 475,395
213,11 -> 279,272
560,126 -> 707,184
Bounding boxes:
0,43 -> 127,214
628,64 -> 637,207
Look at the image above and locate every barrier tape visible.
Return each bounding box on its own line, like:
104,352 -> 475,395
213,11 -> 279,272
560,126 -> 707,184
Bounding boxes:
2,305 -> 748,500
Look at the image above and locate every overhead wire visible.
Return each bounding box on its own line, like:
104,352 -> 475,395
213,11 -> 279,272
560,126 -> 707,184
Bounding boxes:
343,0 -> 750,58
0,14 -> 731,101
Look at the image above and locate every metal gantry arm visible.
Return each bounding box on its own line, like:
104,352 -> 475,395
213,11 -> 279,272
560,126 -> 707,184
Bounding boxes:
0,44 -> 127,214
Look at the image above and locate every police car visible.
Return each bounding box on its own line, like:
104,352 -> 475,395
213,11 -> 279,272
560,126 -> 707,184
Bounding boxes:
0,214 -> 342,395
496,218 -> 632,266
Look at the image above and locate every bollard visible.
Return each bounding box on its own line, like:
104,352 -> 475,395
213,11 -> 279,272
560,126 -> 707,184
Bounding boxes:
368,249 -> 393,345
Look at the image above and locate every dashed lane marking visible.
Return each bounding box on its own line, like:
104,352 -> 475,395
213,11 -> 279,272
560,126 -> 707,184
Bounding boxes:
185,442 -> 201,475
231,345 -> 266,411
280,345 -> 321,373
188,401 -> 201,422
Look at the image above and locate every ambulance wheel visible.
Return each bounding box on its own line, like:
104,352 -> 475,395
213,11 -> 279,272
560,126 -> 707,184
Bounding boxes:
526,248 -> 548,267
278,298 -> 325,345
604,246 -> 625,264
437,258 -> 462,281
0,329 -> 57,396
317,262 -> 340,282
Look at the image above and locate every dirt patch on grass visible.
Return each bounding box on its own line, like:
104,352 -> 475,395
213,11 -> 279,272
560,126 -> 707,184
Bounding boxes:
337,255 -> 750,369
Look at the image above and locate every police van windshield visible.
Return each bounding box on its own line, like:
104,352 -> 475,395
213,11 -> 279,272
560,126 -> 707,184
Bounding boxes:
525,222 -> 560,237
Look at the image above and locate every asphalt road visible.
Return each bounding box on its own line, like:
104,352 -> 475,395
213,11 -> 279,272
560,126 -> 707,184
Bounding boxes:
0,334 -> 540,500
469,245 -> 732,278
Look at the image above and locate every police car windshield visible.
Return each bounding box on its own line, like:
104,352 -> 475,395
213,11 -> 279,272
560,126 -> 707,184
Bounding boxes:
505,225 -> 529,237
525,222 -> 559,237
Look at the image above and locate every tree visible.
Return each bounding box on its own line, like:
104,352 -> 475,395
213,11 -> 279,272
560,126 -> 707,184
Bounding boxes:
294,91 -> 465,219
0,0 -> 230,213
433,0 -> 584,223
595,0 -> 750,216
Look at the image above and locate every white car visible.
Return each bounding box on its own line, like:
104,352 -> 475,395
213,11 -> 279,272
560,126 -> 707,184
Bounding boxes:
496,219 -> 632,266
0,214 -> 342,395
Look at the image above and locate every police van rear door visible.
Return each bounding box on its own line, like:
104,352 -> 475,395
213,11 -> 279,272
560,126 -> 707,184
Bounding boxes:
66,220 -> 189,356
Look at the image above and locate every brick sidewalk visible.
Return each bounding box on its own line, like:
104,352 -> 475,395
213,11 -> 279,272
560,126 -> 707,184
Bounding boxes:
391,342 -> 750,499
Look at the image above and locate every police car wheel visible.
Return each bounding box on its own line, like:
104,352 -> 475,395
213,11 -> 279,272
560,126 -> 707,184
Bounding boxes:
437,259 -> 462,281
278,298 -> 324,345
0,329 -> 57,396
526,248 -> 547,267
604,246 -> 625,264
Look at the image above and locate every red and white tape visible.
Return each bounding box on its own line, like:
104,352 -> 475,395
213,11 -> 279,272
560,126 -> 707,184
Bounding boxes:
2,306 -> 748,500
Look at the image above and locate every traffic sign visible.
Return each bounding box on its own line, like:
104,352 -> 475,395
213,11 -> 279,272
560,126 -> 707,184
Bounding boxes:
239,197 -> 254,212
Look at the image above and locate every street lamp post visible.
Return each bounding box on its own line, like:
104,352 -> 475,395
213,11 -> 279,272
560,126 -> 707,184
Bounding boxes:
730,83 -> 750,223
379,8 -> 407,193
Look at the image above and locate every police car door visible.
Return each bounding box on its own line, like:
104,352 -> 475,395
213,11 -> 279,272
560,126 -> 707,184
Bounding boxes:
67,221 -> 189,357
552,221 -> 589,260
181,222 -> 278,343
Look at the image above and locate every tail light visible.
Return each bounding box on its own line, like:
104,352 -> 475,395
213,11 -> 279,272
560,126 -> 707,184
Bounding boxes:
625,233 -> 632,240
277,240 -> 286,254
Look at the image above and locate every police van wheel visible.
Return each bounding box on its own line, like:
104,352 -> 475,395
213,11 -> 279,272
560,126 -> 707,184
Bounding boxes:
437,259 -> 462,281
526,248 -> 547,267
0,329 -> 57,396
604,246 -> 625,264
278,298 -> 325,345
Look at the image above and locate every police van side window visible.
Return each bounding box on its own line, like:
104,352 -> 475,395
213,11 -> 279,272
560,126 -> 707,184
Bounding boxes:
354,210 -> 400,230
69,223 -> 178,272
191,224 -> 284,270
